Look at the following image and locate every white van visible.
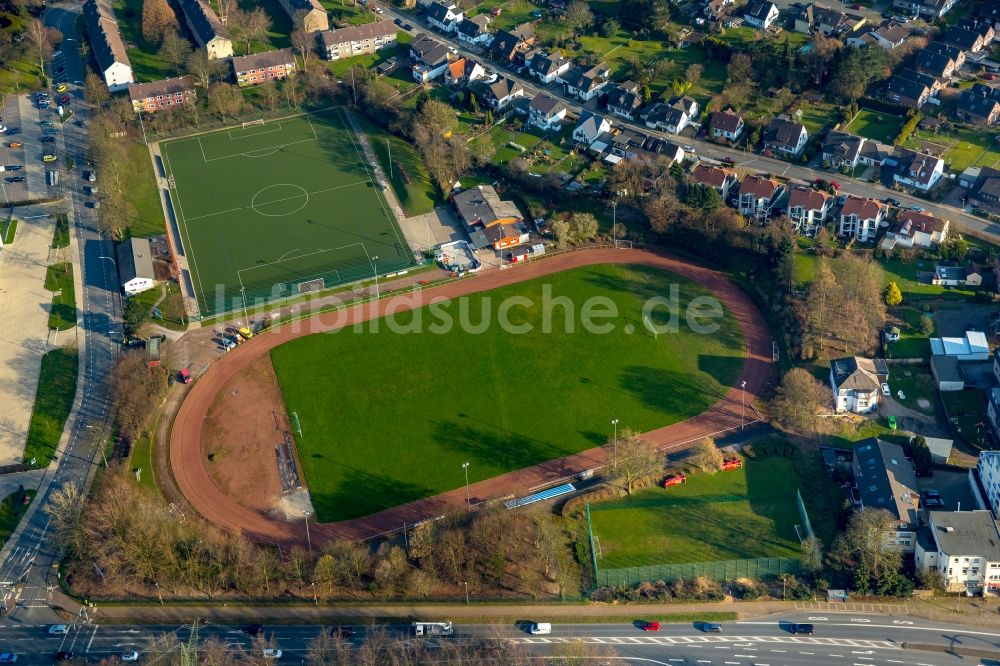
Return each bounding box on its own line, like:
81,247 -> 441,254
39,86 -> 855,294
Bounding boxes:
529,623 -> 551,635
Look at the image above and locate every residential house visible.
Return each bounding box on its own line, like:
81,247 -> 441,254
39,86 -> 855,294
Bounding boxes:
942,25 -> 987,53
893,0 -> 957,19
980,0 -> 1000,29
930,330 -> 990,359
793,3 -> 857,35
116,238 -> 155,295
915,510 -> 1000,595
838,195 -> 884,242
915,49 -> 957,79
490,24 -> 535,64
82,0 -> 133,92
822,131 -> 866,168
527,50 -> 571,84
926,41 -> 966,68
643,96 -> 699,134
852,438 -> 919,552
786,185 -> 832,231
451,185 -> 527,250
737,175 -> 784,221
704,0 -> 735,20
608,129 -> 685,165
526,93 -> 567,130
456,14 -> 493,46
886,74 -> 931,109
900,67 -> 943,95
232,49 -> 297,87
176,0 -> 233,60
890,148 -> 945,191
426,1 -> 464,32
977,451 -> 1000,514
573,111 -> 612,146
480,76 -> 524,108
859,138 -> 893,165
832,358 -> 887,408
708,109 -> 745,141
276,0 -> 329,32
847,22 -> 909,48
957,87 -> 1000,126
744,0 -> 780,29
966,166 -> 1000,211
128,76 -> 196,113
410,34 -> 452,82
763,117 -> 808,156
562,63 -> 610,101
957,16 -> 997,44
690,164 -> 738,201
931,265 -> 975,287
318,21 -> 397,61
606,81 -> 643,121
444,58 -> 486,86
880,210 -> 949,250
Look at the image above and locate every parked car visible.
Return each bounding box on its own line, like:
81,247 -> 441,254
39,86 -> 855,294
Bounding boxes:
43,154 -> 58,162
48,625 -> 69,635
888,415 -> 897,430
262,648 -> 283,659
43,127 -> 61,135
404,22 -> 413,29
40,136 -> 55,143
121,652 -> 140,662
0,653 -> 17,662
884,197 -> 901,206
5,176 -> 25,183
394,17 -> 402,25
529,623 -> 552,635
5,165 -> 22,171
663,472 -> 686,487
790,623 -> 815,635
881,383 -> 890,396
8,142 -> 21,148
0,125 -> 6,134
85,170 -> 97,182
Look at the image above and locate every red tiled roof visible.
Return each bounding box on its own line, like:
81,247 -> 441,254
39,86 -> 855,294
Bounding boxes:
788,185 -> 830,210
840,195 -> 883,219
739,175 -> 780,199
691,164 -> 734,188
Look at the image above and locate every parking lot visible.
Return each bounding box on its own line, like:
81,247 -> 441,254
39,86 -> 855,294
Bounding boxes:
1,91 -> 71,204
0,94 -> 29,204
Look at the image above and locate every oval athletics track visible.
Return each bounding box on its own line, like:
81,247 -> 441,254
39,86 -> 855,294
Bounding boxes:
170,249 -> 773,546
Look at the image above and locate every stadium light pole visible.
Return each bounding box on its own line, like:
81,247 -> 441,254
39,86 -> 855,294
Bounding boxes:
371,255 -> 380,299
304,510 -> 313,557
611,418 -> 619,468
462,461 -> 471,512
240,286 -> 249,326
611,200 -> 617,249
740,380 -> 747,431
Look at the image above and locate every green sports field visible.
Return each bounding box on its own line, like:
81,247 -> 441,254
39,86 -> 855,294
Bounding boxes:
160,109 -> 414,316
589,456 -> 801,569
269,263 -> 746,522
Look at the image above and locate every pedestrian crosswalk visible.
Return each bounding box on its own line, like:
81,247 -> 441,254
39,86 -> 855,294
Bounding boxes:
509,635 -> 896,648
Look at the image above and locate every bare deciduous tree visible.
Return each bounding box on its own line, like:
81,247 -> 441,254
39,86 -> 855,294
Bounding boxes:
607,429 -> 661,495
690,437 -> 723,473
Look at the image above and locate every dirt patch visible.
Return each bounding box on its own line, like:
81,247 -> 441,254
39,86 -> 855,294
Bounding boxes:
200,354 -> 286,517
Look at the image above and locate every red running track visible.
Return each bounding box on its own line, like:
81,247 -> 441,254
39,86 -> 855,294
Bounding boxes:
169,249 -> 772,545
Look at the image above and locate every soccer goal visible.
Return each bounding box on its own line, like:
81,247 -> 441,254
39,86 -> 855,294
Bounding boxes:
242,118 -> 265,129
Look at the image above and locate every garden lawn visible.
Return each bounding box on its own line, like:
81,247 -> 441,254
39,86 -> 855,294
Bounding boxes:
589,456 -> 802,568
903,127 -> 1000,174
51,214 -> 69,249
44,263 -> 76,331
123,144 -> 165,238
845,108 -> 905,143
24,347 -> 79,467
0,55 -> 43,95
270,263 -> 746,522
942,389 -> 989,449
888,364 -> 938,414
879,257 -> 976,301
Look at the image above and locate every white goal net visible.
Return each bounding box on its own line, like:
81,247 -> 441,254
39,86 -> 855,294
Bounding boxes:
242,119 -> 265,128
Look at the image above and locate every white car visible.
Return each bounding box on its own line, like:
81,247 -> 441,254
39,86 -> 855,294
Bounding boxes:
0,125 -> 7,134
122,651 -> 140,662
881,383 -> 890,396
48,624 -> 69,635
682,144 -> 695,152
262,649 -> 283,659
529,622 -> 551,635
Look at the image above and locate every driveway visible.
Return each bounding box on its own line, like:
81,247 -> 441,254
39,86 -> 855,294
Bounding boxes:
879,396 -> 950,439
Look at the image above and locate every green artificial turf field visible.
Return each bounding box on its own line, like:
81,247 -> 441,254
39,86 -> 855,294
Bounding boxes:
160,108 -> 414,316
270,263 -> 746,522
588,456 -> 802,569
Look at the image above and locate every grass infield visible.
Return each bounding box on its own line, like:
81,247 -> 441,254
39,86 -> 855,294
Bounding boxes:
160,109 -> 414,317
270,263 -> 745,522
588,456 -> 802,569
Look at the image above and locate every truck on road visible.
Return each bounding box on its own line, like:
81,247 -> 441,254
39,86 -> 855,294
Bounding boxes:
413,621 -> 453,637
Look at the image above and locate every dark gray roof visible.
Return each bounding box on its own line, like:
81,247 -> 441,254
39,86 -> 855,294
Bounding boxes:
411,34 -> 450,65
529,93 -> 564,116
886,75 -> 928,104
562,63 -> 609,93
900,68 -> 939,90
915,50 -> 953,77
426,1 -> 457,23
116,237 -> 154,285
943,25 -> 982,50
452,185 -> 522,227
927,510 -> 1000,559
931,355 -> 963,383
831,356 -> 885,391
490,23 -> 534,59
925,41 -> 962,61
822,130 -> 865,161
456,14 -> 490,37
853,438 -> 919,526
959,90 -> 1000,120
176,0 -> 226,47
575,110 -> 608,139
487,76 -> 522,101
764,117 -> 806,149
745,0 -> 778,20
606,81 -> 642,113
232,49 -> 296,73
83,0 -> 131,72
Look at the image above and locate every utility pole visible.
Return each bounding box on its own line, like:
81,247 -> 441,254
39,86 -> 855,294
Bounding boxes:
387,139 -> 392,180
611,200 -> 617,249
304,511 -> 313,557
740,380 -> 747,430
611,418 -> 619,467
462,461 -> 471,511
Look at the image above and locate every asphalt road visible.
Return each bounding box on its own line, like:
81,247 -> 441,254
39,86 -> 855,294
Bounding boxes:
0,0 -> 120,630
1,613 -> 998,663
383,5 -> 1000,243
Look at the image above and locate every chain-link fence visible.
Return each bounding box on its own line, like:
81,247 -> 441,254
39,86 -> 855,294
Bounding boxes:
594,557 -> 801,587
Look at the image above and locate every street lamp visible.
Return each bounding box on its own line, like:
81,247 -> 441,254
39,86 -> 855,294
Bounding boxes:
371,255 -> 380,299
97,255 -> 123,316
611,418 -> 619,467
740,380 -> 747,431
462,461 -> 471,512
611,200 -> 617,249
304,510 -> 313,557
463,581 -> 469,605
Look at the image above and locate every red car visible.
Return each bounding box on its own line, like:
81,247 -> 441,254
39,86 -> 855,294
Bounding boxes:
663,473 -> 686,488
642,621 -> 661,631
722,458 -> 743,471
